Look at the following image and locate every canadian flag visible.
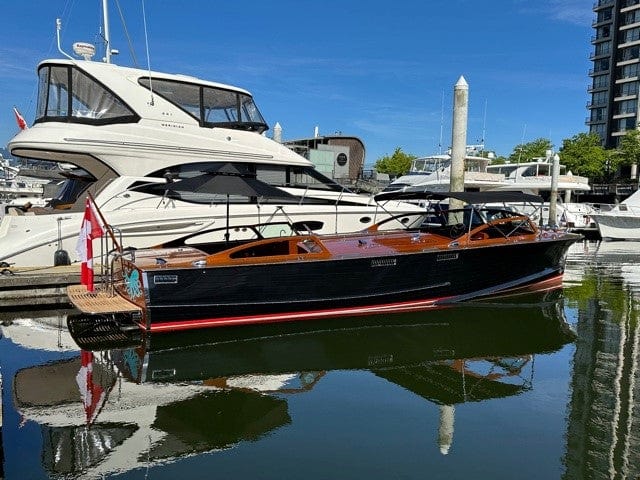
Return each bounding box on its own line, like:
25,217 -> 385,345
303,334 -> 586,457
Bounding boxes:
76,197 -> 105,292
13,107 -> 27,130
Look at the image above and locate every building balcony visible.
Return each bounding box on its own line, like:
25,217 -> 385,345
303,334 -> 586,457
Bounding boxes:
591,34 -> 613,43
586,117 -> 606,124
613,94 -> 638,101
593,0 -> 614,9
621,0 -> 640,12
612,111 -> 637,119
589,67 -> 612,76
592,18 -> 613,27
588,83 -> 610,93
587,100 -> 609,108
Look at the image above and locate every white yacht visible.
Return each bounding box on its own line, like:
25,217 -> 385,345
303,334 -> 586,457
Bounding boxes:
1,13 -> 418,268
485,158 -> 591,197
384,152 -> 595,231
383,151 -> 505,193
484,158 -> 595,231
591,189 -> 640,240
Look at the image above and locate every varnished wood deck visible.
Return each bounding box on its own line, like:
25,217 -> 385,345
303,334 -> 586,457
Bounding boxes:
67,284 -> 141,314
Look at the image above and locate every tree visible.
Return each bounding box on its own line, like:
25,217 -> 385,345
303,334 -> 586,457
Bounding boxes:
617,129 -> 640,181
374,147 -> 416,177
508,138 -> 553,163
558,132 -> 610,182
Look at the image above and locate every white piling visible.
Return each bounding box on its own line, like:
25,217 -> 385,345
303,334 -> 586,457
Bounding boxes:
549,153 -> 560,227
273,122 -> 282,143
449,76 -> 468,217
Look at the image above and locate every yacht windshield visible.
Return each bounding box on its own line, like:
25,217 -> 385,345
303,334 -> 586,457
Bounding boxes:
138,78 -> 268,134
35,65 -> 138,124
410,157 -> 449,174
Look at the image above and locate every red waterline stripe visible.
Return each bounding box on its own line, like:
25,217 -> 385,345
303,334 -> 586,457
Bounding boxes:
149,295 -> 453,333
147,274 -> 566,333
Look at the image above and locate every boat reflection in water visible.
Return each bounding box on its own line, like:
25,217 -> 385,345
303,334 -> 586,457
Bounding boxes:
14,296 -> 574,478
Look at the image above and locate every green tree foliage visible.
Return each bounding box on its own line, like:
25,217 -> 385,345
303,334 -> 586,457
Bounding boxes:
617,128 -> 640,168
508,138 -> 553,163
374,147 -> 416,176
559,132 -> 609,182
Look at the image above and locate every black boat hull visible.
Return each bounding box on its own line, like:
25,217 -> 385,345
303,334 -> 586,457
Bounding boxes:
130,237 -> 576,331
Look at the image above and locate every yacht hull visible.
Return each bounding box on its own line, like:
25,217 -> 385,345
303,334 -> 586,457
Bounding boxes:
136,238 -> 575,332
591,213 -> 640,240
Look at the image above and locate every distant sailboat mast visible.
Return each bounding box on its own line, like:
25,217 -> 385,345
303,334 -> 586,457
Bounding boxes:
438,90 -> 445,155
481,98 -> 487,152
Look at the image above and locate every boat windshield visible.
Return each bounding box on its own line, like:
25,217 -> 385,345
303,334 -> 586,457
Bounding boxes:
138,78 -> 268,134
46,170 -> 94,208
409,157 -> 449,175
35,65 -> 138,124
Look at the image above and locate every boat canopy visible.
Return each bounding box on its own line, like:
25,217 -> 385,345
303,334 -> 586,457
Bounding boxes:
374,189 -> 544,204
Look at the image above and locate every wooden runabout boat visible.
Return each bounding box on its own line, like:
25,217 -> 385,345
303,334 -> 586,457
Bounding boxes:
67,191 -> 582,334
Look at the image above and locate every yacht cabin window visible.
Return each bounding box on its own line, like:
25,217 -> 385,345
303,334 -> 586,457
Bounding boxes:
35,65 -> 138,124
143,162 -> 345,204
138,78 -> 268,134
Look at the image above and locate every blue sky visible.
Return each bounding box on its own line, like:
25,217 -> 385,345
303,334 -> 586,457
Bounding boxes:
0,1 -> 593,165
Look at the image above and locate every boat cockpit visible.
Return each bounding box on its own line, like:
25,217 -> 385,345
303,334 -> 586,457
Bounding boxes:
35,61 -> 268,133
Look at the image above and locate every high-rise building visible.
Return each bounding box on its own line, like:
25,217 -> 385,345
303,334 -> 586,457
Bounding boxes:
588,0 -> 640,149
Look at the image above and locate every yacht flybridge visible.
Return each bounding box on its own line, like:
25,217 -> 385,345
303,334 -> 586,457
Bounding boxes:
2,12 -> 419,268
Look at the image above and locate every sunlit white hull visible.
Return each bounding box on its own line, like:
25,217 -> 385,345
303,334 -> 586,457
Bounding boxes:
591,190 -> 640,240
0,177 -> 418,267
591,213 -> 640,240
9,117 -> 310,178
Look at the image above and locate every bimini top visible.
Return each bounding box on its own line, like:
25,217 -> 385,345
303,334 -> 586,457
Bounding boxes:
374,189 -> 544,205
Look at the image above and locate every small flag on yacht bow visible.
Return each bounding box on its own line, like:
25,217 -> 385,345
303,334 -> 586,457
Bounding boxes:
13,107 -> 27,130
76,197 -> 105,292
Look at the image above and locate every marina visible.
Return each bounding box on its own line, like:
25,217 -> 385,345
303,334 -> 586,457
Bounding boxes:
2,2 -> 640,478
1,240 -> 639,478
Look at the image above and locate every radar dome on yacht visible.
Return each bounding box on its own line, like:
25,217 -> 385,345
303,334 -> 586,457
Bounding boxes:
72,42 -> 96,60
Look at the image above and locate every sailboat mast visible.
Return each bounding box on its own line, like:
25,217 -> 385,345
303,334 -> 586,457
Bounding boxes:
103,0 -> 111,64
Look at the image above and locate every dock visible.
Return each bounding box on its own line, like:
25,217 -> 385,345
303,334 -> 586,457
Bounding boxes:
0,265 -> 80,307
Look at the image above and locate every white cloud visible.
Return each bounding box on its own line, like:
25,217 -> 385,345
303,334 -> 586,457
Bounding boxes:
515,0 -> 592,27
548,0 -> 593,26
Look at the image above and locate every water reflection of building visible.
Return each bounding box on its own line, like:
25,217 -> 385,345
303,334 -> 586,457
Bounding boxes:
563,242 -> 640,479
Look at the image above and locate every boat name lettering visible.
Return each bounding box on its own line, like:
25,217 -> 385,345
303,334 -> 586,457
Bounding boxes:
437,253 -> 459,262
370,258 -> 397,268
154,274 -> 178,285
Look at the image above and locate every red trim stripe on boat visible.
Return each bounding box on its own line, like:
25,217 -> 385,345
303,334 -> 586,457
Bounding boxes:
149,296 -> 451,332
148,273 -> 565,333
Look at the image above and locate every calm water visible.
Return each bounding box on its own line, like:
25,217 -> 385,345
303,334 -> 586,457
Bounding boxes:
1,240 -> 639,480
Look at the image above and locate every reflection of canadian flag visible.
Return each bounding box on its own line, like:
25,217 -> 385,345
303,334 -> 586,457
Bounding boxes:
75,350 -> 106,424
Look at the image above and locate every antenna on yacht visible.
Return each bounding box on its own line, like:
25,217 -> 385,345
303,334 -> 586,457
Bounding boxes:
99,0 -> 120,62
56,18 -> 98,61
55,19 -> 75,60
141,0 -> 155,106
517,124 -> 527,163
102,0 -> 112,63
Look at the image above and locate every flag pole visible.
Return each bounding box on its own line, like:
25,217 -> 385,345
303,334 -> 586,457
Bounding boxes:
86,191 -> 122,253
